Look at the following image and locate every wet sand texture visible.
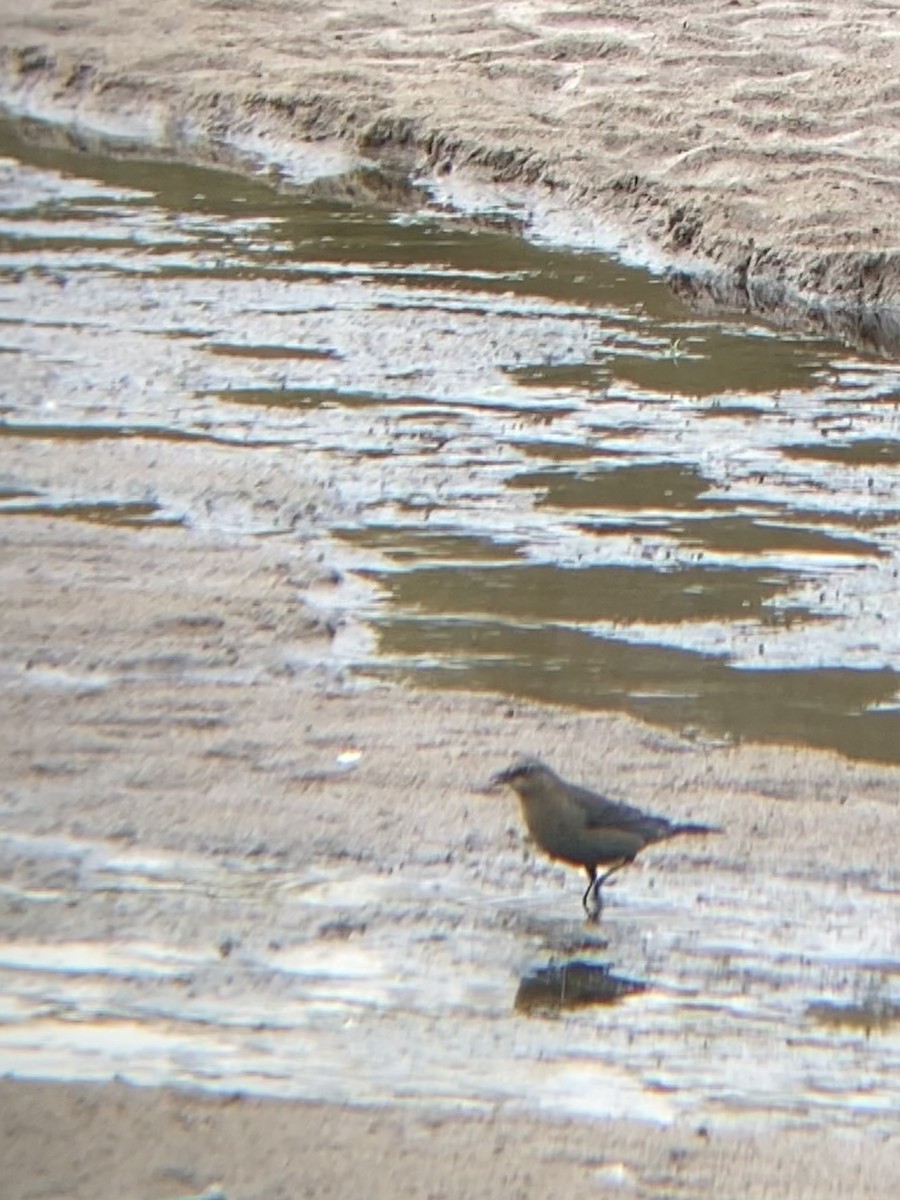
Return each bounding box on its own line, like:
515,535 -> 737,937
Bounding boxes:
2,3 -> 900,1198
2,510 -> 899,1196
1,0 -> 899,341
2,1078 -> 900,1200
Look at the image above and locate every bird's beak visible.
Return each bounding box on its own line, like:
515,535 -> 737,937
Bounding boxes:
489,767 -> 512,790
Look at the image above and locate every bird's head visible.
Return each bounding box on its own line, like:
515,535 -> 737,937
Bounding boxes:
490,757 -> 556,798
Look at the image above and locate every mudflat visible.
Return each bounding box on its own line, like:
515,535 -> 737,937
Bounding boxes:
1,3 -> 899,1197
1,507 -> 898,1196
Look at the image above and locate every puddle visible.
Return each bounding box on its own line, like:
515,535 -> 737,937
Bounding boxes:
4,114 -> 895,757
3,116 -> 900,767
807,1000 -> 900,1034
0,496 -> 183,526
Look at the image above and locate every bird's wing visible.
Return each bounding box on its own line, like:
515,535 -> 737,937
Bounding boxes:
569,783 -> 672,840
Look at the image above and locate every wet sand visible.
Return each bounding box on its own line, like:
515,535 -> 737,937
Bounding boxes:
1,2 -> 900,1196
2,512 -> 899,1196
3,1077 -> 899,1200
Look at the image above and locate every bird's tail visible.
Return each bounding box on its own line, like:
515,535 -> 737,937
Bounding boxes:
670,821 -> 723,838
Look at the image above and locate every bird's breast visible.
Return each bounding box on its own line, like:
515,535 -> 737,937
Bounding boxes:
519,796 -> 587,866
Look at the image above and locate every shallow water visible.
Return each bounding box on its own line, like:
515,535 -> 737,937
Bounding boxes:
0,825 -> 897,1131
3,116 -> 900,762
1,113 -> 900,1134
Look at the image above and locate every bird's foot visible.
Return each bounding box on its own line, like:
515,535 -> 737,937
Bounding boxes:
583,887 -> 604,924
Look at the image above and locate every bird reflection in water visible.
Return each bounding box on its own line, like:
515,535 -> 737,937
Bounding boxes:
515,959 -> 646,1016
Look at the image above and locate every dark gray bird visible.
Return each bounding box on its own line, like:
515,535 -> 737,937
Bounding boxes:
492,757 -> 721,918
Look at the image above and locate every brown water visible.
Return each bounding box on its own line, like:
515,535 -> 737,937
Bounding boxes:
1,114 -> 900,1138
3,116 -> 900,762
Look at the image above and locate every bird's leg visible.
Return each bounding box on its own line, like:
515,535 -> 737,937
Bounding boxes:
582,867 -> 598,917
596,859 -> 628,891
584,858 -> 630,920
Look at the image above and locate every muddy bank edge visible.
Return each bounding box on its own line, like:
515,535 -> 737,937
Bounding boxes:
0,0 -> 898,351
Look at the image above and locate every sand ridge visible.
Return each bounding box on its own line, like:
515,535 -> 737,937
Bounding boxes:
0,0 -> 899,339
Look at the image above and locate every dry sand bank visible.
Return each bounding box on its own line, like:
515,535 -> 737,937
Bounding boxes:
0,0 -> 899,348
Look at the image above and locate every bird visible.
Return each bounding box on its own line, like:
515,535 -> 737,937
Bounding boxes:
491,757 -> 721,918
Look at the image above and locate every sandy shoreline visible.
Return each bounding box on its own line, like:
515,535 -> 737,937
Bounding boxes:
0,0 -> 899,350
2,3 -> 900,1196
